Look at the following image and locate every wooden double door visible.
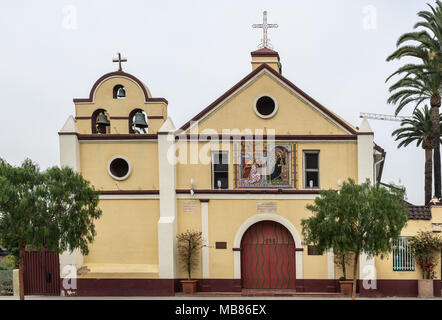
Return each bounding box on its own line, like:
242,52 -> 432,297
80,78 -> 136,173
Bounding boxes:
241,221 -> 296,289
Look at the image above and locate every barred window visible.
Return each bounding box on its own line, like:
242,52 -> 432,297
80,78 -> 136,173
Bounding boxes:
393,237 -> 415,271
303,151 -> 319,188
212,151 -> 228,189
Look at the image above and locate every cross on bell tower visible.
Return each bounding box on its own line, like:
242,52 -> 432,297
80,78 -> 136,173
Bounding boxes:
252,11 -> 278,49
112,52 -> 127,71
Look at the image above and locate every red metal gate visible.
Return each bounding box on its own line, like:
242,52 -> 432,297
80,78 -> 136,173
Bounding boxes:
241,221 -> 295,289
24,250 -> 60,295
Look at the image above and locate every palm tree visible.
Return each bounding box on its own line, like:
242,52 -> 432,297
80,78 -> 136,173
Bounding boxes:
392,106 -> 442,204
386,1 -> 442,199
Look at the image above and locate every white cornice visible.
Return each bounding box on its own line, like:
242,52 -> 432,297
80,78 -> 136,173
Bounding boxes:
176,193 -> 318,200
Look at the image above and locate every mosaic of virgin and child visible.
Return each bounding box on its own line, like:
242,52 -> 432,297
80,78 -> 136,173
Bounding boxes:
239,144 -> 291,187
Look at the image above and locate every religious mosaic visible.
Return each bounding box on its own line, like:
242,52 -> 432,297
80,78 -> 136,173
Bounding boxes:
235,142 -> 295,188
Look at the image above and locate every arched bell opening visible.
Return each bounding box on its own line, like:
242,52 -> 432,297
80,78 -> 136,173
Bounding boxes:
128,108 -> 148,134
113,84 -> 126,99
91,109 -> 110,134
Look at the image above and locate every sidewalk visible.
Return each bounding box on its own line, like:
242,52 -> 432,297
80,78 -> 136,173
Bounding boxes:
1,295 -> 442,300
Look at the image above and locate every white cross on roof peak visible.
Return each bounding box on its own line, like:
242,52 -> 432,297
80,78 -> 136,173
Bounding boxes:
252,11 -> 278,49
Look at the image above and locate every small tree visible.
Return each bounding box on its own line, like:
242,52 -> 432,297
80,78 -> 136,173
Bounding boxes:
409,231 -> 442,279
0,159 -> 102,300
176,230 -> 202,280
301,179 -> 409,299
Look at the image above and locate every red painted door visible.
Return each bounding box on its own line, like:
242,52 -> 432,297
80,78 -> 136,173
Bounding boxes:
241,221 -> 295,289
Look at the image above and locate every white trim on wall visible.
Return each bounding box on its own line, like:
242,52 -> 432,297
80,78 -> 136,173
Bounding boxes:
99,194 -> 159,200
80,140 -> 158,144
201,202 -> 210,278
100,193 -> 319,200
176,194 -> 318,200
59,116 -> 84,276
327,249 -> 335,279
157,120 -> 178,278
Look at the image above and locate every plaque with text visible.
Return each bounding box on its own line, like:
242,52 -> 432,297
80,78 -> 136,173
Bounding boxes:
257,202 -> 277,213
183,201 -> 197,213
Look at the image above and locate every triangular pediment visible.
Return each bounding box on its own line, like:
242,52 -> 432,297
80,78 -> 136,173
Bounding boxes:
180,64 -> 357,136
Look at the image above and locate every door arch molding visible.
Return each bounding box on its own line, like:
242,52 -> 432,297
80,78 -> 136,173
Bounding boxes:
233,214 -> 303,280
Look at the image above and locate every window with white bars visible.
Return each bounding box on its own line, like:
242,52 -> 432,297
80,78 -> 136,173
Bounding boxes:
392,237 -> 415,271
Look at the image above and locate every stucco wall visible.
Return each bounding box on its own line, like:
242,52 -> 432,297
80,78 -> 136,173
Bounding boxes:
79,141 -> 159,190
195,72 -> 351,135
83,199 -> 159,267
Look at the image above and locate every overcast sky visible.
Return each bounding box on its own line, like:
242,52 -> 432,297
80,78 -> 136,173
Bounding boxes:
0,0 -> 434,204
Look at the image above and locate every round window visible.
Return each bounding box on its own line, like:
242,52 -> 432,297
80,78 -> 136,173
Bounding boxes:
254,95 -> 278,118
108,157 -> 131,180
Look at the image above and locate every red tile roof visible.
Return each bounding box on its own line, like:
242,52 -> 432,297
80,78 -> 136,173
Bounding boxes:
251,47 -> 280,60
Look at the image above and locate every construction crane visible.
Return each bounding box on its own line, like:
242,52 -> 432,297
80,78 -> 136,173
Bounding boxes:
359,112 -> 411,122
359,112 -> 412,188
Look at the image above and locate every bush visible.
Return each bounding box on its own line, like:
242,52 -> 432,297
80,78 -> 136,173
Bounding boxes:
409,231 -> 442,279
0,256 -> 16,271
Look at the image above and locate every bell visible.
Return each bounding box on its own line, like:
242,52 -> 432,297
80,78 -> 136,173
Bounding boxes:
117,87 -> 126,98
133,111 -> 148,129
96,112 -> 110,126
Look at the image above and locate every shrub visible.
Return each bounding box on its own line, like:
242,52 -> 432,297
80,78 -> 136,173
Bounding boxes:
409,231 -> 442,279
176,230 -> 203,280
0,256 -> 16,271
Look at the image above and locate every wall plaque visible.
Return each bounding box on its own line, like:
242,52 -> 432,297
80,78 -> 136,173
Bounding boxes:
432,223 -> 442,233
183,201 -> 197,213
215,242 -> 227,249
257,202 -> 277,213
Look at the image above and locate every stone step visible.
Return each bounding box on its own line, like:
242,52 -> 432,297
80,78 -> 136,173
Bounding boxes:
241,289 -> 345,297
175,290 -> 347,298
175,292 -> 242,297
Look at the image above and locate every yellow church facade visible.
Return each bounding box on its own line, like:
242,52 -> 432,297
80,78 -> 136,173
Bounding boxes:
58,48 -> 442,297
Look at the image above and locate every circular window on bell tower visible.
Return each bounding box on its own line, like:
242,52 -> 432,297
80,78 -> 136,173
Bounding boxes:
254,95 -> 278,118
108,156 -> 131,181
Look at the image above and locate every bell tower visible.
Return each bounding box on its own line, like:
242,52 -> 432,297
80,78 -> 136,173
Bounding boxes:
251,47 -> 282,73
71,53 -> 168,135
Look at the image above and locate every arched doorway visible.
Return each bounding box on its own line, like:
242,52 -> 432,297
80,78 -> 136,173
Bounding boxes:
241,220 -> 295,289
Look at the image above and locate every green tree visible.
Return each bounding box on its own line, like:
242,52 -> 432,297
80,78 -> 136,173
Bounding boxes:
301,179 -> 409,299
392,106 -> 442,204
386,1 -> 442,199
0,159 -> 102,300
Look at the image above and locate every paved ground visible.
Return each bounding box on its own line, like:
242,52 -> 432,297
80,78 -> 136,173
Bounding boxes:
1,295 -> 442,300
